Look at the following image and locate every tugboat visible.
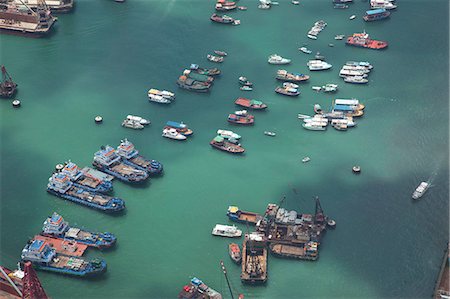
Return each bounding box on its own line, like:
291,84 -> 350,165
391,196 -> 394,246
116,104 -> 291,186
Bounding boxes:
177,76 -> 210,92
346,31 -> 388,50
189,64 -> 221,76
47,173 -> 125,212
227,206 -> 262,224
116,139 -> 163,175
235,98 -> 267,110
229,243 -> 242,264
165,121 -> 194,136
210,136 -> 245,154
228,110 -> 255,125
93,145 -> 149,183
0,66 -> 17,98
60,161 -> 113,193
41,212 -> 116,249
212,224 -> 242,238
241,233 -> 267,284
276,70 -> 309,82
21,240 -> 107,277
210,13 -> 235,24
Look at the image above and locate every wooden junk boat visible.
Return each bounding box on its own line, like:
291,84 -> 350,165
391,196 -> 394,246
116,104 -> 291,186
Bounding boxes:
234,98 -> 267,110
210,136 -> 245,154
0,66 -> 17,98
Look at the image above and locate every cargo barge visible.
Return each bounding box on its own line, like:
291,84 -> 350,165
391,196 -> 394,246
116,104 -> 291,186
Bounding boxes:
241,232 -> 267,284
13,0 -> 73,13
227,206 -> 262,225
116,139 -> 163,175
21,239 -> 106,277
0,0 -> 57,36
32,235 -> 87,256
47,173 -> 125,212
59,161 -> 113,193
41,212 -> 116,249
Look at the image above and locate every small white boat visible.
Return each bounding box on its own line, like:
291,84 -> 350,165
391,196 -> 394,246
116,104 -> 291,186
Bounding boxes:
233,20 -> 241,25
299,47 -> 312,54
312,86 -> 322,91
217,129 -> 241,140
314,104 -> 322,113
148,88 -> 175,100
292,0 -> 300,4
122,119 -> 144,130
335,34 -> 345,40
207,54 -> 224,63
307,34 -> 318,40
148,94 -> 171,104
350,15 -> 356,20
302,157 -> 311,163
268,54 -> 291,65
162,128 -> 187,140
283,82 -> 299,89
264,131 -> 276,137
302,122 -> 327,131
297,114 -> 311,119
412,182 -> 429,200
126,115 -> 150,125
240,86 -> 253,91
307,60 -> 332,71
322,83 -> 338,92
235,110 -> 249,116
212,224 -> 242,238
344,76 -> 369,84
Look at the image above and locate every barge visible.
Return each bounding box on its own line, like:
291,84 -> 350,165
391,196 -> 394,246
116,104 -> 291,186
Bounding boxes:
0,66 -> 17,98
60,161 -> 113,193
241,233 -> 267,284
116,139 -> 163,175
32,235 -> 87,257
227,206 -> 262,225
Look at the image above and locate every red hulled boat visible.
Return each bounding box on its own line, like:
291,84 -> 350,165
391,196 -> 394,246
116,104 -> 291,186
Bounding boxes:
235,98 -> 267,110
346,31 -> 388,50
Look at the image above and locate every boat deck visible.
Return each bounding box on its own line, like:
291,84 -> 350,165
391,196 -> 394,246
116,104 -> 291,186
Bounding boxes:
50,255 -> 88,270
81,167 -> 114,182
76,176 -> 101,188
33,235 -> 87,257
67,187 -> 111,206
239,213 -> 259,223
111,163 -> 142,176
270,243 -> 305,256
130,156 -> 150,168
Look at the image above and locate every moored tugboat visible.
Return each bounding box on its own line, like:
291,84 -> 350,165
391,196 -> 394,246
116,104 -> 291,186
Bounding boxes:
41,212 -> 116,249
210,136 -> 245,154
59,161 -> 113,193
234,98 -> 267,110
0,0 -> 57,36
0,66 -> 17,98
241,232 -> 267,284
227,110 -> 255,125
116,139 -> 163,175
47,173 -> 125,212
21,240 -> 107,277
346,31 -> 388,50
93,145 -> 149,183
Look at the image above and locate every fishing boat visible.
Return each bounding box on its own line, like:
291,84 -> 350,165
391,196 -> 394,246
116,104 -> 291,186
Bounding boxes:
217,129 -> 241,140
47,173 -> 125,212
148,93 -> 172,104
0,66 -> 17,98
207,54 -> 224,63
264,131 -> 276,137
299,47 -> 312,54
302,157 -> 311,163
275,86 -> 299,97
346,31 -> 388,50
412,182 -> 430,200
189,64 -> 221,76
307,60 -> 332,71
116,139 -> 163,175
183,69 -> 215,83
240,86 -> 252,91
228,110 -> 255,125
210,13 -> 235,24
238,76 -> 252,86
268,54 -> 291,65
227,206 -> 262,224
241,233 -> 267,284
363,8 -> 390,21
212,224 -> 242,238
210,136 -> 245,154
122,119 -> 144,129
21,240 -> 106,277
162,128 -> 187,140
165,121 -> 193,136
59,161 -> 113,193
177,76 -> 211,92
41,212 -> 116,249
214,50 -> 228,56
235,98 -> 267,110
276,70 -> 309,82
93,145 -> 149,183
229,243 -> 242,264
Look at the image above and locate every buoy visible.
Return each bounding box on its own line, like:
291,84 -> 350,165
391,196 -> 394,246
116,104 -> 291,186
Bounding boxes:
12,99 -> 21,108
55,164 -> 64,172
352,166 -> 361,174
327,219 -> 336,229
95,116 -> 103,123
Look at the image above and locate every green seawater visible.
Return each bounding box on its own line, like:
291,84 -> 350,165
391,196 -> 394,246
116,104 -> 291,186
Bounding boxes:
0,0 -> 448,298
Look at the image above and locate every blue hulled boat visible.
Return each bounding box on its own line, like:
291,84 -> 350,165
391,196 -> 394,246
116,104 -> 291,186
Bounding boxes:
21,240 -> 107,277
41,212 -> 116,249
60,160 -> 113,193
116,139 -> 163,175
92,145 -> 149,183
47,173 -> 125,213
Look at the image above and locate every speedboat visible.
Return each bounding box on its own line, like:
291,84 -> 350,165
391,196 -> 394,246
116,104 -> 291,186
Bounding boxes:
350,15 -> 356,20
264,131 -> 276,137
412,182 -> 430,200
292,0 -> 300,4
302,157 -> 311,163
268,54 -> 291,65
162,128 -> 187,140
312,86 -> 322,91
299,47 -> 312,54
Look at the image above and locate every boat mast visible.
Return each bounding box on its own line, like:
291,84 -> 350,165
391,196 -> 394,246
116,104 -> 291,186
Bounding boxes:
220,260 -> 234,299
1,66 -> 12,85
0,266 -> 22,297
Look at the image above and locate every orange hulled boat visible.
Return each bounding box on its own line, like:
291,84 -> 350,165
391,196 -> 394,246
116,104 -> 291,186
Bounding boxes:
346,31 -> 388,50
235,98 -> 267,110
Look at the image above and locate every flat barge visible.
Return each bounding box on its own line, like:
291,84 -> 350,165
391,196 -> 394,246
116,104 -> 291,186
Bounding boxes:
241,233 -> 267,284
32,235 -> 87,257
227,206 -> 262,225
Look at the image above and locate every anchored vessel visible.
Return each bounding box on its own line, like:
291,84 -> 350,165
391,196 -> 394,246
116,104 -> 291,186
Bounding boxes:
210,136 -> 244,153
227,206 -> 262,225
0,0 -> 57,36
276,69 -> 309,82
21,240 -> 106,277
177,75 -> 211,92
268,54 -> 291,65
346,31 -> 388,49
47,173 -> 125,212
210,13 -> 234,24
235,98 -> 267,110
0,66 -> 17,98
165,121 -> 194,136
178,277 -> 222,299
41,212 -> 116,249
229,243 -> 242,264
60,161 -> 113,193
212,224 -> 242,238
363,8 -> 390,21
228,110 -> 255,125
241,233 -> 267,284
14,0 -> 74,12
116,139 -> 163,175
412,182 -> 429,200
190,64 -> 221,76
93,145 -> 149,183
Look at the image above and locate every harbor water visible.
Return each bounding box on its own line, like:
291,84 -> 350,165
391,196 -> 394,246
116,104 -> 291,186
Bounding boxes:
0,0 -> 448,298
